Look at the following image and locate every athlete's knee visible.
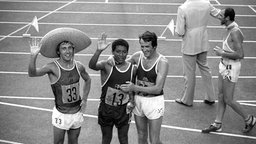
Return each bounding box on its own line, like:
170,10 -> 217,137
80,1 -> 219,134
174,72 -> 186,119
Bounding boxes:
117,124 -> 129,144
118,134 -> 128,144
68,138 -> 78,144
67,128 -> 80,143
67,134 -> 79,144
137,131 -> 148,144
53,132 -> 65,144
223,96 -> 234,105
102,132 -> 112,144
102,133 -> 112,142
102,137 -> 112,144
149,135 -> 161,144
54,138 -> 64,144
137,129 -> 147,137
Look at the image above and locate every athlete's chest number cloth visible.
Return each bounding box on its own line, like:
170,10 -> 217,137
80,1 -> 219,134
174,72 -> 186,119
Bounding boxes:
105,87 -> 129,106
61,82 -> 80,103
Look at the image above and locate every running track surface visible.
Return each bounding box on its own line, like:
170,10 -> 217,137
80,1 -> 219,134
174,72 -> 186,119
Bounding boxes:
0,0 -> 256,144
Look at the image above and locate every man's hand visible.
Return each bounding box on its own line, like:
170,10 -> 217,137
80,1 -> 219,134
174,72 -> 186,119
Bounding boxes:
120,81 -> 135,93
126,101 -> 135,114
213,46 -> 224,56
97,33 -> 111,51
80,100 -> 87,114
29,37 -> 41,55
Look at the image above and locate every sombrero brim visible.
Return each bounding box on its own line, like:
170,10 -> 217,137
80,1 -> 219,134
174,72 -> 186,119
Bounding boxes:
40,27 -> 91,58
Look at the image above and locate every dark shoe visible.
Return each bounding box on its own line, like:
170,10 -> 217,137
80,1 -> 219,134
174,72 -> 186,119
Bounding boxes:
204,100 -> 215,105
202,122 -> 222,133
175,99 -> 192,107
243,115 -> 256,133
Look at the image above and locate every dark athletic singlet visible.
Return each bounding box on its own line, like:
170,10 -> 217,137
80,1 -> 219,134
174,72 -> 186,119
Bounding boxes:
101,63 -> 134,106
51,60 -> 81,114
136,52 -> 164,97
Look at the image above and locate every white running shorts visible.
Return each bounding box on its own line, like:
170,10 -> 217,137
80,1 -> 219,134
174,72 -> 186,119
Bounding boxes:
219,59 -> 241,83
52,107 -> 84,130
133,95 -> 164,120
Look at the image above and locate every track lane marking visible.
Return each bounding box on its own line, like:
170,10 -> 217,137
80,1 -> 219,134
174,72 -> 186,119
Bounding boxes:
1,71 -> 256,79
248,5 -> 256,14
0,96 -> 256,107
1,51 -> 256,59
0,0 -> 77,42
0,101 -> 256,140
0,139 -> 23,144
1,1 -> 255,7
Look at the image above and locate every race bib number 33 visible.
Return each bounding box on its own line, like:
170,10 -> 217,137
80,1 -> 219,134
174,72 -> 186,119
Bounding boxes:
61,82 -> 80,104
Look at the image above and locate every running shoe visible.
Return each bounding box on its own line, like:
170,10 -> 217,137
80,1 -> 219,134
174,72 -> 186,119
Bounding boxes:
204,100 -> 215,105
243,115 -> 256,133
202,123 -> 222,133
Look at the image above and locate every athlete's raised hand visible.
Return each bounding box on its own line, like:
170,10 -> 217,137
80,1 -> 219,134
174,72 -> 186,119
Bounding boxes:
97,32 -> 111,51
29,37 -> 41,55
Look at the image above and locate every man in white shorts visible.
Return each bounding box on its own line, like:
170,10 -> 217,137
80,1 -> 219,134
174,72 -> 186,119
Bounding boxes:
121,31 -> 169,144
28,28 -> 92,143
202,7 -> 256,133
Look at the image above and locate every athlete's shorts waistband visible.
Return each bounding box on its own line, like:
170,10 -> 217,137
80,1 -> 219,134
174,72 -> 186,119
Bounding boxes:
135,94 -> 164,98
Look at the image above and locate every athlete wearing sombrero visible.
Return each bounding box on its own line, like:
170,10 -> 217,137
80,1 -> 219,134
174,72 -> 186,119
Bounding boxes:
28,27 -> 92,144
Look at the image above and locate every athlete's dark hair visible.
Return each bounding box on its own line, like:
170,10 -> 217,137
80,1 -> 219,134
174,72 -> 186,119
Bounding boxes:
112,39 -> 129,51
139,31 -> 158,48
224,7 -> 235,21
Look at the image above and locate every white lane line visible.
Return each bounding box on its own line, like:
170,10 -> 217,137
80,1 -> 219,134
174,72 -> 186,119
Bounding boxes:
0,101 -> 52,112
0,35 -> 255,43
1,71 -> 256,79
1,96 -> 256,107
248,5 -> 256,14
0,1 -> 255,7
1,1 -> 256,7
214,0 -> 221,5
0,71 -> 28,75
0,101 -> 256,140
0,10 -> 177,16
0,140 -> 23,144
1,51 -> 256,59
1,10 -> 256,17
239,102 -> 256,107
0,0 -> 77,42
1,21 -> 256,29
162,124 -> 256,140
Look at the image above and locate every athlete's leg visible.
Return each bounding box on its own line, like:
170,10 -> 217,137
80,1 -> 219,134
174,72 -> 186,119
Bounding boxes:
202,74 -> 224,133
196,52 -> 215,102
134,115 -> 149,144
53,126 -> 66,144
117,124 -> 130,144
100,125 -> 114,144
215,74 -> 226,123
222,78 -> 247,120
148,116 -> 163,144
67,127 -> 81,144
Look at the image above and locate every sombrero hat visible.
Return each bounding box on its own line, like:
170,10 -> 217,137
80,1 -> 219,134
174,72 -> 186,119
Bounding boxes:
40,27 -> 91,58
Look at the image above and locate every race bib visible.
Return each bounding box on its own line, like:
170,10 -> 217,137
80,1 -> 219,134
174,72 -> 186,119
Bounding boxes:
105,87 -> 129,106
52,108 -> 65,127
61,82 -> 80,104
53,115 -> 64,127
